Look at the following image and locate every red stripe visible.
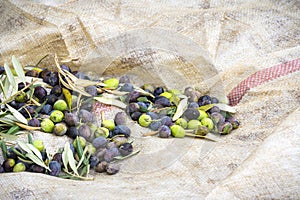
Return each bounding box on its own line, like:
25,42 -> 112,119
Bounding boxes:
228,58 -> 300,106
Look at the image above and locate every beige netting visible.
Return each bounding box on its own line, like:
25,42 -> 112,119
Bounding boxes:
0,0 -> 300,199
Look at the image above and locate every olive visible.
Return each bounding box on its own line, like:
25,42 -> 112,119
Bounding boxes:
184,87 -> 198,102
95,161 -> 108,173
20,106 -> 35,118
41,118 -> 55,133
34,86 -> 47,101
13,162 -> 26,172
17,82 -> 30,91
137,101 -> 148,112
106,163 -> 120,175
29,164 -> 45,173
0,66 -> 4,75
218,122 -> 233,134
141,84 -> 154,94
25,70 -> 39,77
41,104 -> 53,115
50,85 -> 62,96
160,116 -> 173,126
196,126 -> 209,136
46,95 -> 58,106
85,85 -> 98,96
211,97 -> 219,104
44,72 -> 59,86
33,140 -> 45,152
183,108 -> 200,120
114,111 -> 127,125
198,95 -> 212,106
66,126 -> 79,139
120,83 -> 134,92
130,111 -> 142,121
210,112 -> 225,125
187,120 -> 202,130
102,119 -> 115,131
28,118 -> 40,127
39,69 -> 51,79
64,112 -> 79,126
60,64 -> 71,72
119,143 -> 133,157
78,124 -> 92,141
112,125 -> 131,138
50,110 -> 64,123
119,75 -> 131,84
53,122 -> 68,136
49,161 -> 61,176
89,155 -> 100,168
138,114 -> 152,127
170,125 -> 185,138
8,100 -> 18,109
0,165 -> 4,173
125,103 -> 140,115
154,96 -> 170,107
208,106 -> 220,114
92,136 -> 108,149
126,91 -> 140,103
188,102 -> 199,109
226,116 -> 240,129
72,71 -> 90,80
73,136 -> 86,149
104,147 -> 120,162
78,109 -> 93,123
149,121 -> 162,131
175,118 -> 188,129
52,153 -> 63,164
3,158 -> 15,172
153,87 -> 164,96
15,92 -> 28,103
53,99 -> 67,111
201,118 -> 214,130
146,111 -> 160,120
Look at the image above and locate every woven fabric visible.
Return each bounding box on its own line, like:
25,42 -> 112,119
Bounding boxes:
228,58 -> 300,106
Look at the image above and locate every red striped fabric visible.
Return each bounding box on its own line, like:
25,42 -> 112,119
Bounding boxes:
228,58 -> 300,106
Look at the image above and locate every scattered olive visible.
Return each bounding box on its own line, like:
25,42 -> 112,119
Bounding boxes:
158,125 -> 171,138
53,122 -> 68,136
85,85 -> 98,96
78,109 -> 93,123
28,118 -> 40,127
119,143 -> 133,156
114,111 -> 127,125
49,161 -> 61,176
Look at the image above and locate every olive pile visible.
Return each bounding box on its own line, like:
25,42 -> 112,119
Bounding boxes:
0,60 -> 240,179
1,64 -> 135,177
0,136 -> 127,176
122,82 -> 239,138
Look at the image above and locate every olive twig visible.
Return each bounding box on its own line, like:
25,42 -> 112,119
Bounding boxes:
112,149 -> 141,162
184,132 -> 217,142
62,169 -> 94,181
143,131 -> 158,136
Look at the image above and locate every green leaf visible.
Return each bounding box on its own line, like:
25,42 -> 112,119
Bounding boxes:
172,97 -> 188,121
0,140 -> 8,159
7,126 -> 20,135
3,63 -> 17,93
0,76 -> 7,98
26,153 -> 50,171
94,96 -> 127,109
12,55 -> 26,83
62,142 -> 79,176
137,97 -> 150,103
214,103 -> 236,113
62,88 -> 72,111
27,133 -> 33,144
6,104 -> 28,125
198,104 -> 215,111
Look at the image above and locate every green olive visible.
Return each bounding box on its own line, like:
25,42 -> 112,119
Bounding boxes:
170,125 -> 185,138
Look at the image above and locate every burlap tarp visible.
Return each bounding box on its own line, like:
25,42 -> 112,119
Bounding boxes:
0,0 -> 299,199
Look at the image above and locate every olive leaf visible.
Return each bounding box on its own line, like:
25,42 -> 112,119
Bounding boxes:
137,97 -> 150,103
133,86 -> 155,98
113,150 -> 140,161
17,141 -> 33,154
62,143 -> 69,173
3,63 -> 17,94
62,88 -> 72,111
7,126 -> 20,135
94,96 -> 127,109
62,142 -> 79,176
0,140 -> 8,159
214,103 -> 236,113
103,88 -> 128,96
26,153 -> 50,171
198,104 -> 215,111
172,97 -> 188,121
27,143 -> 43,161
6,104 -> 28,125
12,55 -> 26,83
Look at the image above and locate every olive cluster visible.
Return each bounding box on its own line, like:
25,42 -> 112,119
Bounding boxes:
122,82 -> 240,138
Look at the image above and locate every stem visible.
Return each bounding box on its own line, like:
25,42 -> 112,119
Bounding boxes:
62,169 -> 94,181
112,149 -> 140,163
143,131 -> 158,136
185,132 -> 217,142
0,79 -> 37,106
35,54 -> 49,67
